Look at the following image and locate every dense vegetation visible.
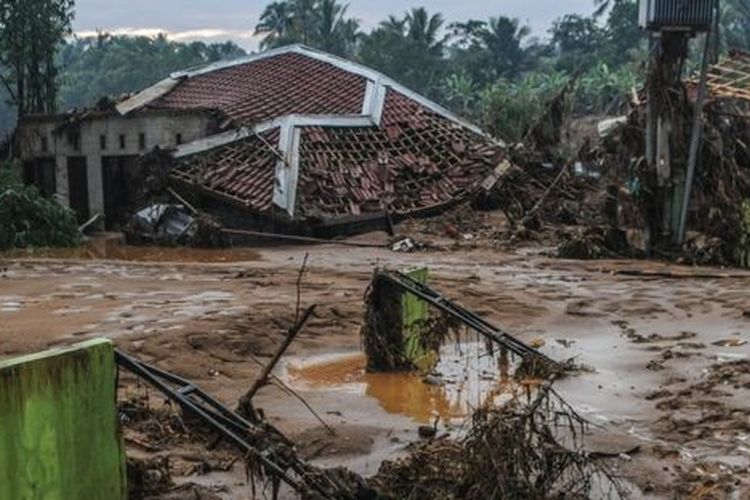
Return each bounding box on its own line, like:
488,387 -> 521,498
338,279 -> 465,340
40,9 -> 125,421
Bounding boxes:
57,35 -> 247,110
0,35 -> 248,141
0,163 -> 80,250
2,0 -> 750,143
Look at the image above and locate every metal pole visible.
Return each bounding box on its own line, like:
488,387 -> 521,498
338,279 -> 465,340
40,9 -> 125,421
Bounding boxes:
677,16 -> 714,245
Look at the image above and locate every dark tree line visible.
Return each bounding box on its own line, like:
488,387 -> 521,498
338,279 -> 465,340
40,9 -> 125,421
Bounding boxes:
2,0 -> 750,143
0,0 -> 74,119
0,34 -> 247,140
58,34 -> 246,110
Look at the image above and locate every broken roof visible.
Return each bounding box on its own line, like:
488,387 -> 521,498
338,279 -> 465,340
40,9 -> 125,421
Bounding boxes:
704,50 -> 750,102
123,45 -> 507,221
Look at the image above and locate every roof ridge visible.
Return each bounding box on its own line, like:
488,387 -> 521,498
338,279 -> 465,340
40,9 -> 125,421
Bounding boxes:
116,44 -> 498,144
170,44 -> 323,79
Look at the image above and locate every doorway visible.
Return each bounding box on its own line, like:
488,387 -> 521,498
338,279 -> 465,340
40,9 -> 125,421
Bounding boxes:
101,156 -> 142,229
67,157 -> 90,224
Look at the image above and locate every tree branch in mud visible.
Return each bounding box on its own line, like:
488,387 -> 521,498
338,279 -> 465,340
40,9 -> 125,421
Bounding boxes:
238,253 -> 315,418
241,304 -> 316,409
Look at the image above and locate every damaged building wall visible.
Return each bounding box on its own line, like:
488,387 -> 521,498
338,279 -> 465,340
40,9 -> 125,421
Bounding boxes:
16,45 -> 508,237
17,111 -> 214,228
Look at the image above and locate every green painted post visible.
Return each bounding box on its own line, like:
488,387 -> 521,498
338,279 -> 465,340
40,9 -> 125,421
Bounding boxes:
401,267 -> 436,371
0,338 -> 126,500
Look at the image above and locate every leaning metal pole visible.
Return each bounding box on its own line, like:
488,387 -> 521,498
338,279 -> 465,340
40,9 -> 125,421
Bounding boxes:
677,4 -> 716,245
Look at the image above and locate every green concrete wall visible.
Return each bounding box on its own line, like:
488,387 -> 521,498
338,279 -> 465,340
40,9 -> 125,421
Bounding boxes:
0,338 -> 126,500
401,267 -> 436,371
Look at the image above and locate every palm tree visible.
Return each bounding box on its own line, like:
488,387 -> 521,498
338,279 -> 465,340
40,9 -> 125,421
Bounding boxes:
254,0 -> 359,55
358,8 -> 448,94
405,7 -> 444,49
480,17 -> 530,78
289,0 -> 318,45
255,2 -> 293,48
315,0 -> 361,57
379,15 -> 406,37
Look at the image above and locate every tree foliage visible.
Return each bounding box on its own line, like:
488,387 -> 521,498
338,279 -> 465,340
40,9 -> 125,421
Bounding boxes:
481,72 -> 570,143
721,0 -> 750,51
550,14 -> 604,73
9,0 -> 750,149
58,34 -> 246,110
359,8 -> 446,96
255,0 -> 361,58
447,16 -> 534,87
0,0 -> 74,119
0,163 -> 80,250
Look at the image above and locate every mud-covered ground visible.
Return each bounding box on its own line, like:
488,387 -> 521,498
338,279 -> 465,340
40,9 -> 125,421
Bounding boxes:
2,234 -> 750,499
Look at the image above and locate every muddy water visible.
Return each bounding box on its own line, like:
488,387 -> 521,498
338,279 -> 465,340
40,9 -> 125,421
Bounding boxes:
285,341 -> 531,424
1,236 -> 261,263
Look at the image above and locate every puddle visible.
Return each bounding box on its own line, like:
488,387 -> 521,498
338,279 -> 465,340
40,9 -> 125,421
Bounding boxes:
0,236 -> 262,263
286,342 -> 533,424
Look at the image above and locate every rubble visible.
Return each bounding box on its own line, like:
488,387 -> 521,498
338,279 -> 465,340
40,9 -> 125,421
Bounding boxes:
563,51 -> 750,267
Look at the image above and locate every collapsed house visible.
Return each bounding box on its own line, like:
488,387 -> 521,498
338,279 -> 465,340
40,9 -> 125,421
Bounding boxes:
16,45 -> 508,236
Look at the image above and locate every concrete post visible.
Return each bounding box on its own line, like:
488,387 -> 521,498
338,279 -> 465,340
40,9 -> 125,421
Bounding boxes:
0,338 -> 127,500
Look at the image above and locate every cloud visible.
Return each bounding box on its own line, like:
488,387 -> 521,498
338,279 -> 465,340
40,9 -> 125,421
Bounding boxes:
71,0 -> 597,52
74,27 -> 262,50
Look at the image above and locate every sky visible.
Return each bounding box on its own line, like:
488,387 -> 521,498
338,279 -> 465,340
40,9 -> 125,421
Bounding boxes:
73,0 -> 597,51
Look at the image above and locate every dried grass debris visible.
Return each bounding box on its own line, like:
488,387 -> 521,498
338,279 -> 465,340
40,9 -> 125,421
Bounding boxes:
369,385 -> 624,500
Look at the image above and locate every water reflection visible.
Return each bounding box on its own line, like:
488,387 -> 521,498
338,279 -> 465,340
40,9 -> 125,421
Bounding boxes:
286,341 -> 527,424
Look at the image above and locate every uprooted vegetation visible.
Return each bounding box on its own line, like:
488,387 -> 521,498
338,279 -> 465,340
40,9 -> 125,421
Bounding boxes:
573,95 -> 750,267
370,384 -> 624,500
0,164 -> 81,250
121,375 -> 622,500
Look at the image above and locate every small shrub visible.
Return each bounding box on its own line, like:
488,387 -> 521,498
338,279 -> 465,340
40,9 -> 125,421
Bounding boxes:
0,164 -> 81,250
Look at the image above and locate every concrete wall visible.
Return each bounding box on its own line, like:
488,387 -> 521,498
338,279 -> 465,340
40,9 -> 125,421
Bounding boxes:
18,111 -> 212,224
0,338 -> 126,500
401,267 -> 436,371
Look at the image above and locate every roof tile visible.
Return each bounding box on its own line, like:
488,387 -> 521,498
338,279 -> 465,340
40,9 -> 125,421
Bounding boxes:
153,52 -> 366,125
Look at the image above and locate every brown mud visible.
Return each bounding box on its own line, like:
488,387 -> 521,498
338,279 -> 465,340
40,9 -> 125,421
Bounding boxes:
2,233 -> 750,498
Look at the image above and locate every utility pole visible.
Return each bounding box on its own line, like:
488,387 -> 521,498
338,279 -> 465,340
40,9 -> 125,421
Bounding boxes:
640,0 -> 717,251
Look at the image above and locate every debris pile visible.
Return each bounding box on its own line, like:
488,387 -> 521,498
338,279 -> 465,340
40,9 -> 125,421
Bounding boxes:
124,204 -> 227,248
370,385 -> 623,500
569,51 -> 750,266
121,361 -> 618,500
120,396 -> 228,500
483,157 -> 609,239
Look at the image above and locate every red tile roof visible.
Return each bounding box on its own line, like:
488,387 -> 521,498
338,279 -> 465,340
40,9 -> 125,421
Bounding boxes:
163,46 -> 507,223
171,130 -> 279,211
296,90 -> 502,217
152,52 -> 367,125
